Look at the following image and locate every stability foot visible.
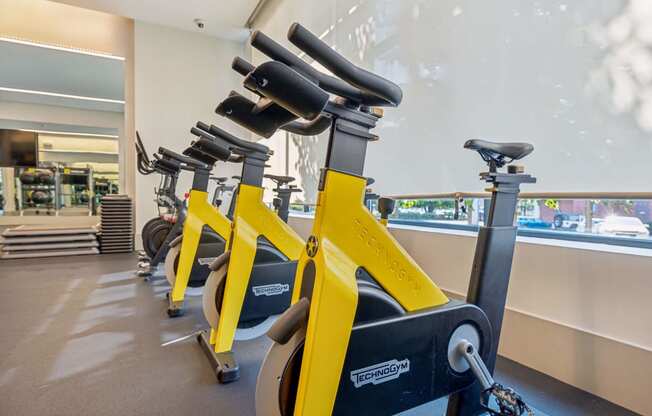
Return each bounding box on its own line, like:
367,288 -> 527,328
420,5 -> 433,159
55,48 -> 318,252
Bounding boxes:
137,270 -> 152,278
197,330 -> 240,384
167,307 -> 183,318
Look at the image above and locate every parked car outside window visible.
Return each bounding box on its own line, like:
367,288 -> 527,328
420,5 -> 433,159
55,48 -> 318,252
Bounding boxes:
595,216 -> 650,238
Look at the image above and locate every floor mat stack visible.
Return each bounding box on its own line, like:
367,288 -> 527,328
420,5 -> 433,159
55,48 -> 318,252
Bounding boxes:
99,195 -> 134,253
0,225 -> 99,259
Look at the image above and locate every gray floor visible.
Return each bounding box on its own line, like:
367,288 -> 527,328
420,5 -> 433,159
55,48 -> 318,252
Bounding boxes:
0,253 -> 640,416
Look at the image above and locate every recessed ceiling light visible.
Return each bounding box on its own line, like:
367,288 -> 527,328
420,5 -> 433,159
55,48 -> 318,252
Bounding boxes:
19,129 -> 119,139
0,36 -> 125,61
0,86 -> 125,104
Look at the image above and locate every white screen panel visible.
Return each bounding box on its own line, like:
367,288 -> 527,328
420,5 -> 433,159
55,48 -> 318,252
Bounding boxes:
253,0 -> 652,197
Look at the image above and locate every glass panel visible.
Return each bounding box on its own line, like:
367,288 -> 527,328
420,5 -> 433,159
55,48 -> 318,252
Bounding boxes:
289,197 -> 652,247
254,0 -> 652,196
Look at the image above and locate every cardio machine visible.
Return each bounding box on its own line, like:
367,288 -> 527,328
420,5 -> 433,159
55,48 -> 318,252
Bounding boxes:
155,147 -> 229,287
135,132 -> 180,262
190,123 -> 323,383
135,137 -> 228,280
220,24 -> 534,416
160,123 -> 305,383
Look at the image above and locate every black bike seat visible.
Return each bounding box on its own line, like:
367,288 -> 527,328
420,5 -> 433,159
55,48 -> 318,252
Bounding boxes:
464,139 -> 533,165
264,174 -> 295,185
210,176 -> 228,183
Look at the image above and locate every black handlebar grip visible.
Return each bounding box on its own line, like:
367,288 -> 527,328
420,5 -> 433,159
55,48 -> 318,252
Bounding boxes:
287,23 -> 403,107
251,30 -> 380,106
193,137 -> 232,161
250,31 -> 315,80
232,57 -> 255,77
158,146 -> 209,169
197,121 -> 271,155
189,128 -> 232,161
183,147 -> 218,166
190,126 -> 214,141
196,121 -> 212,132
156,158 -> 181,172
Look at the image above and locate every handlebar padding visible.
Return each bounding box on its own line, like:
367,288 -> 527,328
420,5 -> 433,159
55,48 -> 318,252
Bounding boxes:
251,30 -> 374,104
197,121 -> 270,154
182,147 -> 219,166
192,137 -> 234,163
288,23 -> 402,107
215,91 -> 298,138
232,57 -> 255,77
188,128 -> 232,161
154,158 -> 181,173
244,61 -> 329,120
158,146 -> 210,169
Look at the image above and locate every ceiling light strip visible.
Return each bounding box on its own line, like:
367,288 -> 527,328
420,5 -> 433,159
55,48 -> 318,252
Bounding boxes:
0,36 -> 125,61
0,86 -> 125,104
19,129 -> 119,139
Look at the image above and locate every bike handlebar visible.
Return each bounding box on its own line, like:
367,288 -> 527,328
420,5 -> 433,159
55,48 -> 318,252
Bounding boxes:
281,115 -> 331,135
196,121 -> 271,155
188,128 -> 233,161
232,56 -> 255,77
251,30 -> 383,106
158,146 -> 211,169
154,157 -> 181,173
287,23 -> 402,107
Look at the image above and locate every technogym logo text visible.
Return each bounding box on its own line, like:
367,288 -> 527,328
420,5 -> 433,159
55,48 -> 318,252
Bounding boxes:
197,257 -> 218,266
252,283 -> 290,297
350,358 -> 410,388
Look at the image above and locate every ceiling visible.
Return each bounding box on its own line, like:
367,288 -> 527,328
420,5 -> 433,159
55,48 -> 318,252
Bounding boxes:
49,0 -> 260,41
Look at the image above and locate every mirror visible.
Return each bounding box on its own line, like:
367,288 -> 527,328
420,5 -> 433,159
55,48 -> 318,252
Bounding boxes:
0,36 -> 124,217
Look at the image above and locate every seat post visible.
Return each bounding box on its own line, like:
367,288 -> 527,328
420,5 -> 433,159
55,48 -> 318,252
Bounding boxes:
447,166 -> 535,416
239,157 -> 266,187
319,101 -> 380,189
274,188 -> 292,222
191,168 -> 211,192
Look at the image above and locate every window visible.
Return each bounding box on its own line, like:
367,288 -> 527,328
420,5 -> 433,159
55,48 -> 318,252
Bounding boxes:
371,196 -> 652,249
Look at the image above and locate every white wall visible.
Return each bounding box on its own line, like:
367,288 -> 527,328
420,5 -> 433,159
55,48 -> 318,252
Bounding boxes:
288,215 -> 652,415
134,21 -> 249,234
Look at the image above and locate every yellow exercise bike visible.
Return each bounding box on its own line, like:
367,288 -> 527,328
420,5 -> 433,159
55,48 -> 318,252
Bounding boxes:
220,23 -> 536,416
171,121 -> 312,383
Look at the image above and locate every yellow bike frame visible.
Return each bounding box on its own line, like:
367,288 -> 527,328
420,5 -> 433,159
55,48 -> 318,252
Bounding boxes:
290,170 -> 450,415
209,183 -> 304,353
170,189 -> 232,302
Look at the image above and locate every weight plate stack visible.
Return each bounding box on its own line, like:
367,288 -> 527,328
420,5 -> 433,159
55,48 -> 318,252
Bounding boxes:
99,195 -> 134,253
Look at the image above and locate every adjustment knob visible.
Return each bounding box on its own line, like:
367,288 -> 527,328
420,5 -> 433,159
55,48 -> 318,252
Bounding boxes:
508,165 -> 525,174
378,197 -> 396,219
